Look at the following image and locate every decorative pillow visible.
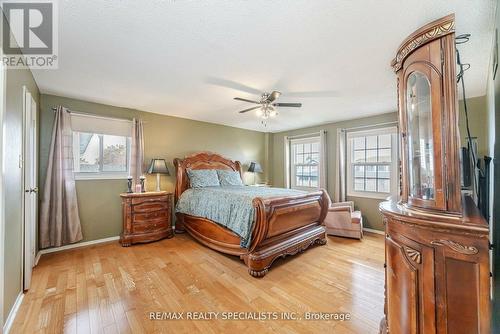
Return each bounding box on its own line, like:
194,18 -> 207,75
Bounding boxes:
187,169 -> 220,188
217,170 -> 243,186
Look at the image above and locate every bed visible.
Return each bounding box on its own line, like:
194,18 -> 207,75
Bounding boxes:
173,152 -> 330,277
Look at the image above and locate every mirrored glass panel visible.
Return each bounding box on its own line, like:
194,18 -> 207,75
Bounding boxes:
407,72 -> 434,200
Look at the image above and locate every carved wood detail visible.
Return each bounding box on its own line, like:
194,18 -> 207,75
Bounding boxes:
246,235 -> 327,278
430,239 -> 478,255
391,14 -> 455,72
404,246 -> 422,264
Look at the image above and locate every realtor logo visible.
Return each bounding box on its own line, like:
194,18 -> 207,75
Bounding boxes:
1,0 -> 58,68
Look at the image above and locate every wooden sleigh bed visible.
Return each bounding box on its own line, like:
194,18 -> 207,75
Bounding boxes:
173,152 -> 330,277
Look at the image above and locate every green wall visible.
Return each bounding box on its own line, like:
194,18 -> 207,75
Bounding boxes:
271,112 -> 398,231
4,69 -> 40,320
39,94 -> 267,244
458,95 -> 489,157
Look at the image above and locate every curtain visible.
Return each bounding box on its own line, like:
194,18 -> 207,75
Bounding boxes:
335,128 -> 347,202
130,118 -> 145,185
283,136 -> 291,188
40,106 -> 82,248
319,130 -> 327,189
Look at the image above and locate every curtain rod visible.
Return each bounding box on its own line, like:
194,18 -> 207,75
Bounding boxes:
52,107 -> 133,123
286,130 -> 326,140
286,121 -> 397,139
342,121 -> 398,132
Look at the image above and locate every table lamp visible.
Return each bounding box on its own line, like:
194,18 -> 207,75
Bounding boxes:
247,162 -> 263,185
147,158 -> 170,192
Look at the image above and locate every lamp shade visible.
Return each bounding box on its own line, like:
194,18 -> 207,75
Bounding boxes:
147,158 -> 170,175
247,162 -> 263,173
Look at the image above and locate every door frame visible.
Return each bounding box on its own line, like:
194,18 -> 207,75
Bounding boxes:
0,44 -> 6,328
21,86 -> 37,291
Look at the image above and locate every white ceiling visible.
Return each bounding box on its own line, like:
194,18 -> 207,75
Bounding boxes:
32,0 -> 496,133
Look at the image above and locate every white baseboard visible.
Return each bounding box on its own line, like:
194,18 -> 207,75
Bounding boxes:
34,252 -> 42,266
363,227 -> 385,235
3,292 -> 24,334
39,236 -> 120,256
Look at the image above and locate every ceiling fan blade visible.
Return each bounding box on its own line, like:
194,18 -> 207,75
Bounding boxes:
205,77 -> 262,95
284,91 -> 339,98
238,106 -> 261,113
273,103 -> 302,108
234,97 -> 261,104
266,91 -> 282,103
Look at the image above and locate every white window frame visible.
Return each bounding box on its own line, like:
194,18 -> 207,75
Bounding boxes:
346,127 -> 398,199
73,131 -> 131,181
290,136 -> 321,190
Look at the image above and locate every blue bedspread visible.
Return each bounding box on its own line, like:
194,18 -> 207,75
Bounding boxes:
175,186 -> 307,248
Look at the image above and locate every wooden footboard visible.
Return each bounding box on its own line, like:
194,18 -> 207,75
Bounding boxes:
241,189 -> 329,276
174,152 -> 330,277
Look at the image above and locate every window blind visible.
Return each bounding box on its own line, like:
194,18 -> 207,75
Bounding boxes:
70,113 -> 132,137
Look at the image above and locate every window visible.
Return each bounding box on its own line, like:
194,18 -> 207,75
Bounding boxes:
290,137 -> 320,189
71,113 -> 132,180
347,127 -> 398,199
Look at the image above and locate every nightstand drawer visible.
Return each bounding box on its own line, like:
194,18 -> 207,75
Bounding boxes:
133,219 -> 168,234
132,201 -> 168,213
133,210 -> 169,223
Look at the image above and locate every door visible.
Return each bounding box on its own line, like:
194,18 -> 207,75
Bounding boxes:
385,225 -> 438,333
0,47 -> 5,328
23,87 -> 37,290
386,234 -> 419,334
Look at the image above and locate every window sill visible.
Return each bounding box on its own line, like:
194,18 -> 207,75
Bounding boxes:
347,192 -> 393,200
74,173 -> 129,181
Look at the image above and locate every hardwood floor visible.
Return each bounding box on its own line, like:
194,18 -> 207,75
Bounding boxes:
11,232 -> 385,334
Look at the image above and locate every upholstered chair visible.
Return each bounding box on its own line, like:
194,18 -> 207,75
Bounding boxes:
324,201 -> 363,239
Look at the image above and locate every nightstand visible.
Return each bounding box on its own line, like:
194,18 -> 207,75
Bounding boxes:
120,191 -> 173,246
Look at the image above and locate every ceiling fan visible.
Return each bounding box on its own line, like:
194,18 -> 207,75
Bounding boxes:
234,91 -> 302,121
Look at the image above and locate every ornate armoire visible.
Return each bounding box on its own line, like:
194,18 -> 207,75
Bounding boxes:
380,14 -> 491,334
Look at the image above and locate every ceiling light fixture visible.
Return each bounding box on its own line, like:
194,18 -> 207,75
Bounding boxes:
257,104 -> 278,125
235,91 -> 302,126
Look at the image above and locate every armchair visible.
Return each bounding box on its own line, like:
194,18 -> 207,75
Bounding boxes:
324,201 -> 363,239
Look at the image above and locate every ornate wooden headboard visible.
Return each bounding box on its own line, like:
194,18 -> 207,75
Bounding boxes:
173,152 -> 243,202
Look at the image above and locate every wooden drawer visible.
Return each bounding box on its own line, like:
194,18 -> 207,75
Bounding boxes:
131,194 -> 170,204
132,200 -> 169,213
133,210 -> 169,223
133,219 -> 168,234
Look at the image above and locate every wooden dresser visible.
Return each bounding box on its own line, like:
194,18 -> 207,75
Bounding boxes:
380,14 -> 490,333
120,191 -> 173,246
